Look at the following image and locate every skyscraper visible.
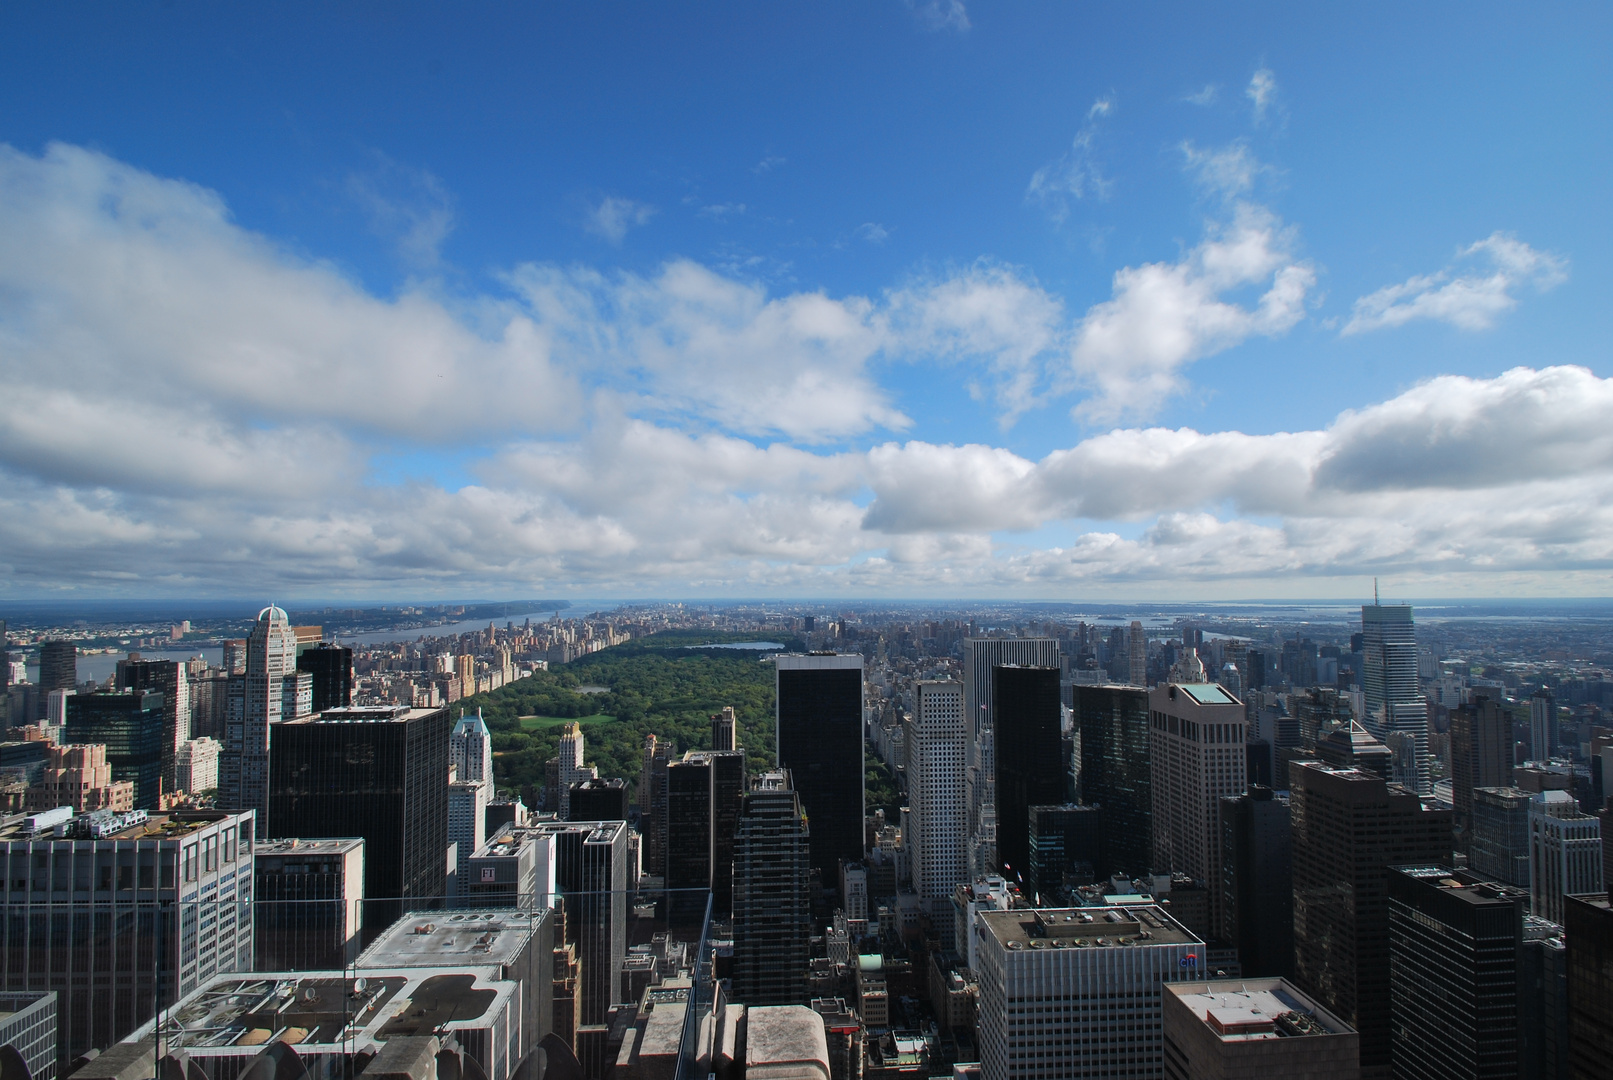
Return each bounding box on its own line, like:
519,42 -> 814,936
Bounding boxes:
713,705 -> 737,751
1290,760 -> 1452,1079
1129,620 -> 1147,687
1162,978 -> 1360,1080
1450,693 -> 1515,852
732,771 -> 811,1007
905,679 -> 967,931
449,709 -> 495,900
1026,803 -> 1102,904
547,818 -> 628,1026
1074,683 -> 1152,878
974,904 -> 1205,1080
221,605 -> 300,836
963,638 -> 1061,871
1563,893 -> 1613,1080
1220,786 -> 1293,978
65,689 -> 166,810
568,777 -> 628,822
295,642 -> 354,713
992,665 -> 1064,886
556,722 -> 597,819
114,658 -> 191,798
1387,866 -> 1524,1080
639,734 -> 673,876
1149,681 -> 1247,937
1470,786 -> 1533,887
268,704 -> 451,937
775,653 -> 864,888
37,640 -> 76,695
1528,790 -> 1603,925
1529,690 -> 1558,762
1360,602 -> 1429,795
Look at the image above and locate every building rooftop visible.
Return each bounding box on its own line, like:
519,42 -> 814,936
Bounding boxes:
286,705 -> 442,725
978,905 -> 1198,951
1174,683 -> 1241,706
1391,865 -> 1527,907
127,969 -> 515,1053
358,909 -> 546,970
254,837 -> 364,856
1166,978 -> 1353,1041
0,808 -> 243,842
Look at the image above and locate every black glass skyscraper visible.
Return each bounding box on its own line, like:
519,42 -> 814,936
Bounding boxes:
38,639 -> 77,695
1221,785 -> 1293,977
1074,683 -> 1152,878
992,665 -> 1063,884
295,642 -> 354,713
65,689 -> 165,809
268,704 -> 450,939
775,653 -> 864,888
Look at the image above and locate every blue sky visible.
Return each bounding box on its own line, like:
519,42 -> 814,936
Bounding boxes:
0,2 -> 1608,599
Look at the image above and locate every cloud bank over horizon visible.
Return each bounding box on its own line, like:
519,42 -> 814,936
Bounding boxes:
0,142 -> 1599,601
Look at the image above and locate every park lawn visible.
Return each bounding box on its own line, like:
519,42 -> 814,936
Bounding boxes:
518,713 -> 616,732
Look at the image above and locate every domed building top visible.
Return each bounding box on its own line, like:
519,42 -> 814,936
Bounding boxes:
257,604 -> 289,624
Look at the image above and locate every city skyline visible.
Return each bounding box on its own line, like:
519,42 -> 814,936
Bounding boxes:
0,5 -> 1607,602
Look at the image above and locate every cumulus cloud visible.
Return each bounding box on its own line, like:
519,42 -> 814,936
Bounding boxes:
2,142 -> 1607,598
1069,202 -> 1315,420
1026,97 -> 1116,224
585,195 -> 657,244
1342,232 -> 1568,335
905,0 -> 969,33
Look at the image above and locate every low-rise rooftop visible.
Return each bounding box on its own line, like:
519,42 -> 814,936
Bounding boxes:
358,909 -> 546,970
978,905 -> 1198,950
1166,978 -> 1354,1042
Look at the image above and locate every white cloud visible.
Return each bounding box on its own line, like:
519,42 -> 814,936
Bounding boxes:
752,156 -> 786,175
857,222 -> 891,244
1183,84 -> 1219,106
1180,140 -> 1261,199
1247,68 -> 1277,123
1343,232 -> 1568,335
905,0 -> 970,33
345,154 -> 456,267
1026,96 -> 1116,223
699,202 -> 747,220
1069,203 -> 1315,420
585,196 -> 657,244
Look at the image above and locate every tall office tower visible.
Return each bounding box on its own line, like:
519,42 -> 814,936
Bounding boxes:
0,619 -> 8,697
174,737 -> 220,794
974,904 -> 1204,1080
775,653 -> 864,888
268,705 -> 451,937
963,639 -> 1061,834
569,777 -> 629,821
115,658 -> 192,798
25,743 -> 135,811
1451,695 -> 1516,852
556,722 -> 597,820
732,771 -> 811,1006
1317,721 -> 1395,779
667,754 -> 713,925
1518,917 -> 1569,1080
1529,690 -> 1557,762
966,726 -> 998,878
1290,760 -> 1452,1079
1148,682 -> 1247,937
295,642 -> 354,713
1528,790 -> 1603,925
1295,686 -> 1352,750
252,836 -> 366,971
0,808 -> 255,1067
1026,803 -> 1102,904
993,665 -> 1064,886
713,705 -> 737,751
1471,786 -> 1533,887
1360,602 -> 1429,795
1129,620 -> 1148,687
449,709 -> 495,899
1074,683 -> 1153,878
1563,894 -> 1613,1080
37,640 -> 76,695
1387,866 -> 1524,1080
221,604 -> 300,836
639,735 -> 674,875
905,680 -> 967,929
1163,978 -> 1360,1080
544,819 -> 628,1027
1220,786 -> 1293,977
65,690 -> 165,810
